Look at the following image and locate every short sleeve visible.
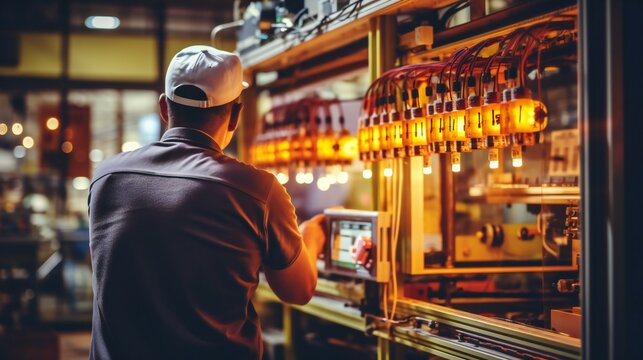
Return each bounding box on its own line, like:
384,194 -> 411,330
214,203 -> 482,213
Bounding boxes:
263,179 -> 303,269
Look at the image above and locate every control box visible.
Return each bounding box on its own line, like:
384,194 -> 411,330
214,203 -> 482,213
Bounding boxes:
323,208 -> 391,282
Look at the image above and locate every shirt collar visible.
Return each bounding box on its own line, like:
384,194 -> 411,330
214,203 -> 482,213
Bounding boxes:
160,127 -> 222,153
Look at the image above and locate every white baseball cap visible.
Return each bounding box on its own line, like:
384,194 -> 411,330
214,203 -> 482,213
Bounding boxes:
165,45 -> 249,108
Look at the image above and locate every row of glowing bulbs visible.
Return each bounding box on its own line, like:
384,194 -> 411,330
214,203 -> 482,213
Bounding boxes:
252,128 -> 358,168
2,117 -> 78,158
1,116 -> 142,160
269,164 -> 350,191
0,118 -> 61,157
253,117 -> 358,188
357,81 -> 547,178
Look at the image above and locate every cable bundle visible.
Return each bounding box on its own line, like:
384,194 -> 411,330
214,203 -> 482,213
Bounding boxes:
358,19 -> 575,177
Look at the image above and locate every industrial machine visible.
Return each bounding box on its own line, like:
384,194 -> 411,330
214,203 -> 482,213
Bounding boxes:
240,0 -> 593,359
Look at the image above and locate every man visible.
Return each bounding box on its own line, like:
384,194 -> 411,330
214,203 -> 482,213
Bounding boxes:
89,45 -> 325,359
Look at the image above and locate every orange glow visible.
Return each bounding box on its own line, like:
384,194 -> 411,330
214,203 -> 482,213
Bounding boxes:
482,94 -> 502,137
316,129 -> 337,162
508,98 -> 548,133
391,119 -> 404,150
61,141 -> 73,153
447,100 -> 467,142
301,136 -> 314,162
276,138 -> 291,164
379,113 -> 392,153
337,130 -> 358,162
430,102 -> 445,142
265,140 -> 276,165
289,134 -> 302,163
499,89 -> 512,135
465,96 -> 483,139
410,116 -> 428,147
357,119 -> 371,157
369,116 -> 381,152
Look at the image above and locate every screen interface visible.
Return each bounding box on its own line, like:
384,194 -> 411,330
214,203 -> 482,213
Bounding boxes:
330,219 -> 373,270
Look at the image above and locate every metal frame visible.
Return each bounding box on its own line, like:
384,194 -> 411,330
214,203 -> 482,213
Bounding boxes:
394,298 -> 581,359
578,0 -> 643,359
239,0 -> 456,72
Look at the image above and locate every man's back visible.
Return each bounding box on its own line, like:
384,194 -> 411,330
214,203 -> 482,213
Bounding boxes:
89,127 -> 302,359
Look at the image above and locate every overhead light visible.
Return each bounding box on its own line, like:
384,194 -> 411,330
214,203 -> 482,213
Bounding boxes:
89,149 -> 104,163
46,117 -> 59,130
121,141 -> 141,152
85,16 -> 120,30
12,123 -> 23,135
316,177 -> 330,192
61,141 -> 73,153
0,123 -> 7,135
276,171 -> 289,185
72,177 -> 90,191
22,136 -> 34,149
337,171 -> 349,184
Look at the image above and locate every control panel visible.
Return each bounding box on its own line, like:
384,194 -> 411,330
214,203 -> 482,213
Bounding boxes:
324,209 -> 391,282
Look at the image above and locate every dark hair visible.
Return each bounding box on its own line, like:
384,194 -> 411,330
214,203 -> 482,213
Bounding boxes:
167,85 -> 232,125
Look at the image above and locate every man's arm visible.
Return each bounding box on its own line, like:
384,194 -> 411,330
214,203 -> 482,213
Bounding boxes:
261,180 -> 325,305
264,215 -> 325,305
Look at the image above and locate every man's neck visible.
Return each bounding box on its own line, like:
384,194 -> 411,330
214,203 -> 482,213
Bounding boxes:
167,123 -> 226,149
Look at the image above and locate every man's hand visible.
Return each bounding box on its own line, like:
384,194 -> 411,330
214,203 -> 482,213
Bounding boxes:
299,214 -> 326,258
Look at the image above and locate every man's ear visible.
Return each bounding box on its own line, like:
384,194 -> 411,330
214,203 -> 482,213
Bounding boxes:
159,94 -> 169,124
228,102 -> 243,131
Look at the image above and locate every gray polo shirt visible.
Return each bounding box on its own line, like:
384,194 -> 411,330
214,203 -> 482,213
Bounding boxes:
89,127 -> 302,360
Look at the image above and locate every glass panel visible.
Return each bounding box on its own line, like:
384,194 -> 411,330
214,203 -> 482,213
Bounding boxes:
410,63 -> 580,338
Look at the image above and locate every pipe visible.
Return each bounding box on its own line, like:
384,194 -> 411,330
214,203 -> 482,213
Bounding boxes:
210,19 -> 245,48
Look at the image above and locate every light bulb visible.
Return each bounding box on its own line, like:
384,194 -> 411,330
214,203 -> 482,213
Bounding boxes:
383,167 -> 393,177
423,156 -> 432,175
122,141 -> 141,152
72,177 -> 90,191
488,148 -> 500,169
61,141 -> 73,153
277,172 -> 289,184
89,149 -> 104,163
304,171 -> 314,184
316,177 -> 330,191
511,145 -> 523,168
12,123 -> 23,135
295,171 -> 306,184
337,171 -> 349,184
362,168 -> 373,179
22,136 -> 34,149
512,158 -> 523,167
451,152 -> 461,173
46,117 -> 60,130
326,172 -> 337,184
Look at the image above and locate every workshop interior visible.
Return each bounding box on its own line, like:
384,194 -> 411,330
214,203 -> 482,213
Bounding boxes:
0,0 -> 641,359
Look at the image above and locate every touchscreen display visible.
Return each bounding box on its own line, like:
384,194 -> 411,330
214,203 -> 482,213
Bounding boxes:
330,219 -> 373,270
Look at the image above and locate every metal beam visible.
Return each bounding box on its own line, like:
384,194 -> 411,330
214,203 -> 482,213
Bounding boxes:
581,0 -> 643,359
0,77 -> 160,91
621,1 -> 643,358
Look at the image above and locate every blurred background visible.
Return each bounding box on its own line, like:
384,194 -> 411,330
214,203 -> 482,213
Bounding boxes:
0,0 -> 241,358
